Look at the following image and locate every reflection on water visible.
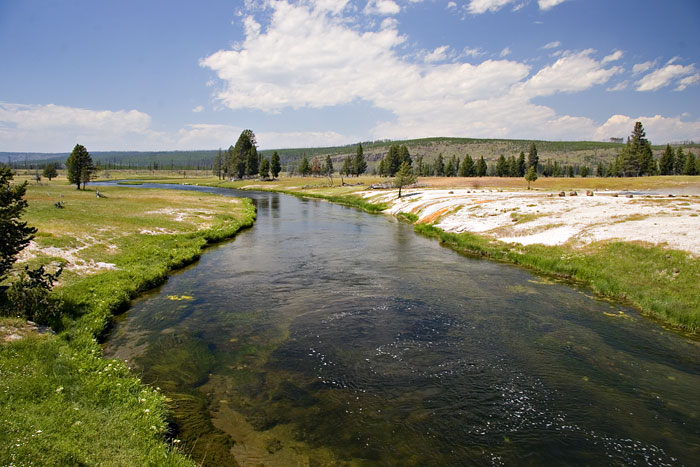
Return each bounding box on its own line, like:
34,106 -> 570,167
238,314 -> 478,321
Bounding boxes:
104,186 -> 700,466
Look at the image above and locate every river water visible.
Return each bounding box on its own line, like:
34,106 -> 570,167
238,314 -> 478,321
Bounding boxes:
103,184 -> 699,466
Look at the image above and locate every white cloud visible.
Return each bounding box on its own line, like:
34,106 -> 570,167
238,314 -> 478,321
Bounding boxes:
202,2 -> 695,144
447,1 -> 457,9
0,102 -> 163,151
463,46 -> 484,58
364,0 -> 400,15
606,81 -> 628,92
467,0 -> 566,14
602,50 -> 623,64
424,45 -> 450,63
675,73 -> 700,91
499,47 -> 512,58
636,62 -> 698,91
520,49 -> 622,97
467,0 -> 516,14
542,41 -> 560,50
192,105 -> 204,113
594,114 -> 700,144
538,0 -> 566,11
632,60 -> 656,75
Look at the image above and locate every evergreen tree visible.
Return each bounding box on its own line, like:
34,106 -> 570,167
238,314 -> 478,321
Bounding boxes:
525,165 -> 537,189
638,142 -> 655,175
495,155 -> 507,177
42,163 -> 58,181
323,155 -> 334,176
353,143 -> 367,176
233,130 -> 256,178
341,155 -> 352,176
414,155 -> 424,176
659,144 -> 675,175
476,156 -> 487,177
383,145 -> 402,176
517,152 -> 526,177
675,147 -> 686,175
258,158 -> 270,178
0,166 -> 37,283
270,151 -> 281,178
580,166 -> 590,178
596,162 -> 606,177
378,157 -> 387,177
527,142 -> 539,173
567,165 -> 574,177
435,153 -> 445,176
445,157 -> 455,177
214,148 -> 223,179
394,161 -> 417,198
507,155 -> 517,177
299,155 -> 311,176
65,144 -> 95,190
459,154 -> 475,177
398,145 -> 412,167
684,151 -> 697,175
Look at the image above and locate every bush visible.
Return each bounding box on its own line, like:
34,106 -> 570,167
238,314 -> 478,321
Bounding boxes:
3,265 -> 63,329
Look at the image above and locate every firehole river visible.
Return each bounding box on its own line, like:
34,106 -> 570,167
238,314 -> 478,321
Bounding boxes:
103,183 -> 699,466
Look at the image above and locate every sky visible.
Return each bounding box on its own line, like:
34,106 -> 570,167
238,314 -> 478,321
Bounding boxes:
1,0 -> 700,152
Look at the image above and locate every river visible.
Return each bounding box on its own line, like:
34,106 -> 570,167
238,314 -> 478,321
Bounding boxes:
103,183 -> 699,466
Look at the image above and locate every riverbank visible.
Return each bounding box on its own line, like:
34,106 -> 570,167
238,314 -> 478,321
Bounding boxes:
141,174 -> 699,334
1,180 -> 256,465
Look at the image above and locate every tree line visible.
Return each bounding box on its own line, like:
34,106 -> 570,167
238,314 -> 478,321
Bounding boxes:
212,130 -> 281,180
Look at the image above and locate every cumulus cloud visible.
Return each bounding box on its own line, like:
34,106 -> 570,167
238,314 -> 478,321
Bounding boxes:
606,81 -> 628,92
636,61 -> 699,91
538,0 -> 566,11
201,2 -> 690,144
463,46 -> 484,58
632,60 -> 656,75
602,50 -> 623,64
520,49 -> 622,97
594,114 -> 700,143
364,0 -> 400,15
467,0 -> 516,14
0,102 -> 164,151
467,0 -> 566,14
424,45 -> 450,63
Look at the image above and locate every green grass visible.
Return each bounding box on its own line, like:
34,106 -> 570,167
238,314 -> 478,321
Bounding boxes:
1,180 -> 256,466
413,224 -> 700,334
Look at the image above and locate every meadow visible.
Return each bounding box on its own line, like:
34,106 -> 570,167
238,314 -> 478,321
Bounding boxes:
1,176 -> 255,465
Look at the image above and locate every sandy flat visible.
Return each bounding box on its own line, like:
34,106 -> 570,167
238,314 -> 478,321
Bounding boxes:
363,188 -> 700,255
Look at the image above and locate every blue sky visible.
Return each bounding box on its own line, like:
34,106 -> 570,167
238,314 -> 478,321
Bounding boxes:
1,0 -> 699,151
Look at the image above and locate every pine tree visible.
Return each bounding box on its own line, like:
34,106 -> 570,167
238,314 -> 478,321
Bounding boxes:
353,143 -> 367,176
460,154 -> 475,177
435,153 -> 445,176
495,155 -> 506,177
323,155 -> 334,176
378,157 -> 387,177
476,156 -> 487,177
659,144 -> 675,175
525,165 -> 537,189
341,156 -> 352,176
517,152 -> 526,177
398,145 -> 412,167
270,151 -> 281,178
527,142 -> 539,173
0,166 -> 37,283
233,130 -> 257,178
596,162 -> 606,177
383,145 -> 401,176
258,158 -> 270,178
65,144 -> 95,190
394,161 -> 417,198
684,151 -> 697,175
214,148 -> 223,179
445,158 -> 454,177
675,147 -> 686,175
299,155 -> 311,176
42,163 -> 58,181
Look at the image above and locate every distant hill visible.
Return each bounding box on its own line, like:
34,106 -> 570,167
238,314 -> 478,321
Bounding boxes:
3,137 -> 698,171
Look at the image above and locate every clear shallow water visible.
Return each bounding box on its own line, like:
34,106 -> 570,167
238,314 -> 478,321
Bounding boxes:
103,184 -> 700,466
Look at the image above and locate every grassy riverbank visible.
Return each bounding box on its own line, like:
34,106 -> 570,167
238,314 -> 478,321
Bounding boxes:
122,173 -> 699,335
1,179 -> 256,465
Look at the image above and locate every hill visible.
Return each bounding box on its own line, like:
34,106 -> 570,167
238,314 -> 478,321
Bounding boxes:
3,138 -> 698,171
